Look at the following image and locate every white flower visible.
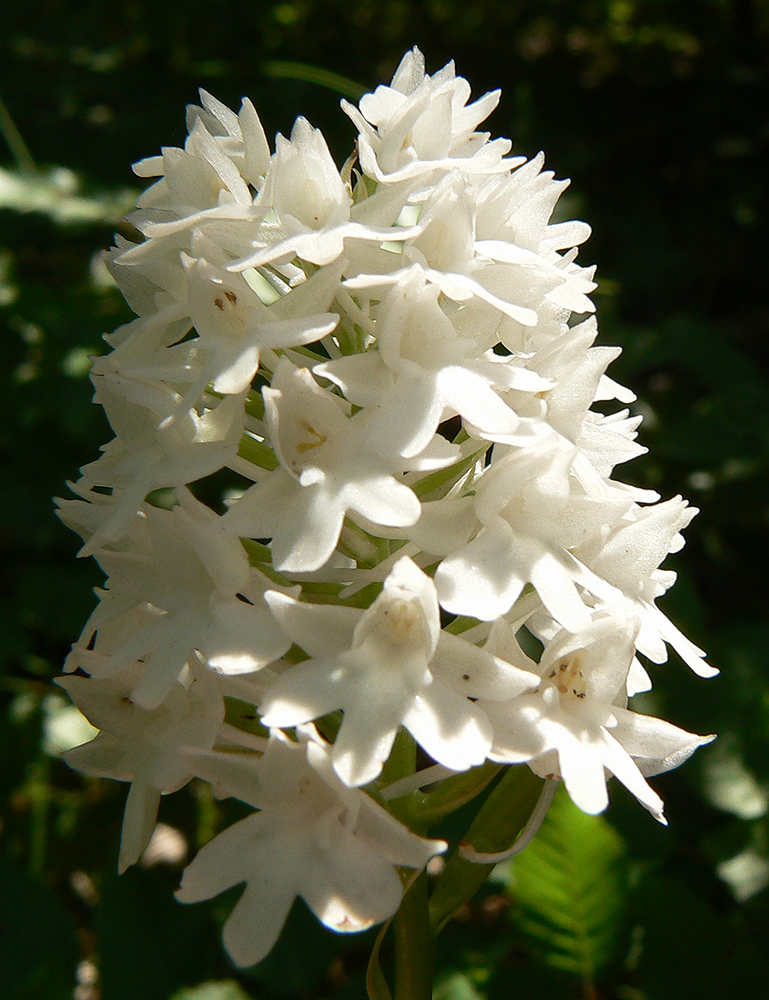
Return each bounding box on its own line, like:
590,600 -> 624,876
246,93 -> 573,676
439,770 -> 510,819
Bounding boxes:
435,437 -> 634,628
344,172 -> 574,326
74,369 -> 244,556
130,111 -> 258,229
55,52 -> 716,970
479,613 -> 714,821
64,488 -> 293,709
475,152 -> 592,254
104,232 -> 189,321
222,359 -> 455,572
103,228 -> 342,410
182,254 -> 339,394
318,266 -> 549,458
184,89 -> 272,189
342,47 -> 515,184
175,729 -> 445,967
574,497 -> 717,677
59,656 -> 223,872
229,117 -> 420,270
259,556 -> 537,786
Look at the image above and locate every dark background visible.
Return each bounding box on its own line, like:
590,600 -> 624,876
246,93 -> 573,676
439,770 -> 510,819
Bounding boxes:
1,2 -> 768,998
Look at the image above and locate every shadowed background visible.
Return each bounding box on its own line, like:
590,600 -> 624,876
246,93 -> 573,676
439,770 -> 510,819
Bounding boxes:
1,2 -> 768,998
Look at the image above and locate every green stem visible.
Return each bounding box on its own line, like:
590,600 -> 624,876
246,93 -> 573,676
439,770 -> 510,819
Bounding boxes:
393,871 -> 434,1000
375,733 -> 435,999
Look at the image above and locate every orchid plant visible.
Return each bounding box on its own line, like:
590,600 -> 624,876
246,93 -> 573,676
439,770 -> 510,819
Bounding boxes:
57,48 -> 715,997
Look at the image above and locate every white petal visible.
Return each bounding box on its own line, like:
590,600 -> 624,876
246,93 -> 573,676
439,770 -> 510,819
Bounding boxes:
435,521 -> 524,620
315,352 -> 392,408
63,731 -> 136,781
370,377 -> 443,460
119,779 -> 161,873
556,731 -> 610,815
403,682 -> 492,770
176,813 -> 276,901
611,706 -> 716,776
406,496 -> 477,557
222,876 -> 297,968
437,366 -> 521,437
529,550 -> 591,633
647,603 -> 718,677
264,590 -> 361,657
430,270 -> 538,326
222,472 -> 294,539
341,472 -> 421,528
332,695 -> 405,787
483,697 -> 550,763
302,832 -> 404,932
260,313 -> 340,351
597,729 -> 666,822
201,600 -> 291,674
211,345 -> 261,395
434,630 -> 539,700
183,748 -> 264,809
627,656 -> 653,696
259,657 -> 348,728
271,485 -> 345,573
355,797 -> 446,868
131,633 -> 191,710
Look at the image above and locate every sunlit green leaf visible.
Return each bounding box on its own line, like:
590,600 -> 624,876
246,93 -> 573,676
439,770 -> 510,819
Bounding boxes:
499,789 -> 628,985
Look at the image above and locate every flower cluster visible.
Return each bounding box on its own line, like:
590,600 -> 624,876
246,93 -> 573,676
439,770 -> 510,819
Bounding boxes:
58,48 -> 714,968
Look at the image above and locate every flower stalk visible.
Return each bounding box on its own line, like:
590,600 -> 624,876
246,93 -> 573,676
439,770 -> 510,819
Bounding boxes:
394,871 -> 435,1000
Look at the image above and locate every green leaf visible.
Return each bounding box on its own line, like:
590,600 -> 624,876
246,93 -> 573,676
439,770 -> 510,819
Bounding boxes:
499,788 -> 627,986
413,762 -> 502,827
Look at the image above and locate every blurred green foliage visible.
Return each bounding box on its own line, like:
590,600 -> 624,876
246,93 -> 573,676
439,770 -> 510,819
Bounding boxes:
1,1 -> 768,997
